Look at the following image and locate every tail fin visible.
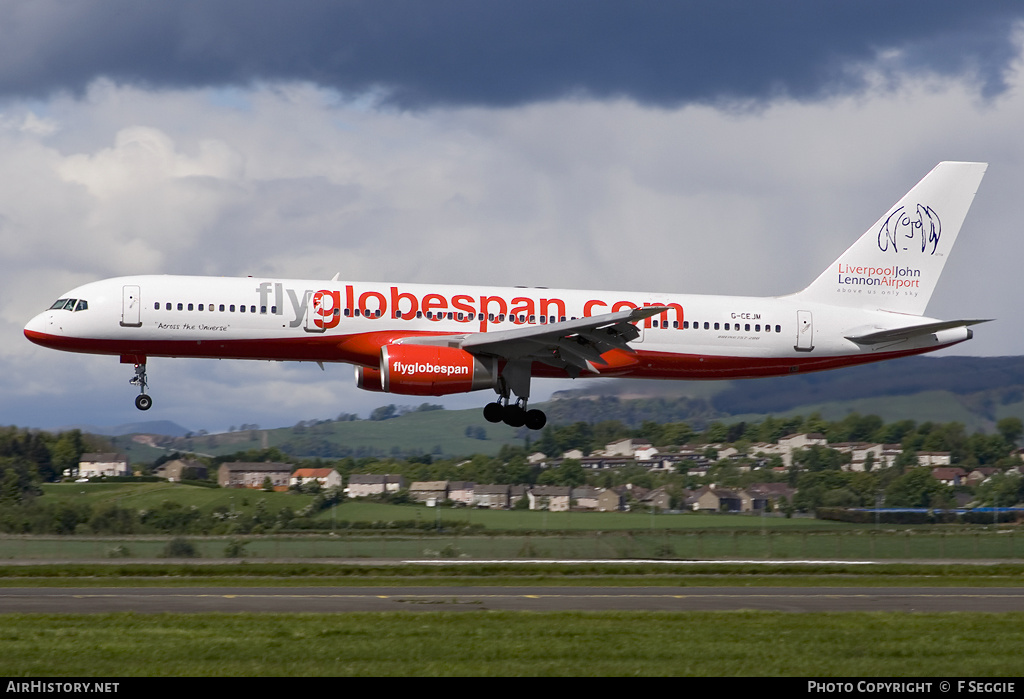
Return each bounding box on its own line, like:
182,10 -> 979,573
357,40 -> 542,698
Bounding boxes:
794,161 -> 987,316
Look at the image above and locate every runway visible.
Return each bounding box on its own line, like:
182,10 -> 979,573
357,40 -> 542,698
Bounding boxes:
3,587 -> 1023,613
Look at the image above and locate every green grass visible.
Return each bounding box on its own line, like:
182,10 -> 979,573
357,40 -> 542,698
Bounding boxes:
40,481 -> 313,514
0,611 -> 1021,676
2,562 -> 1024,588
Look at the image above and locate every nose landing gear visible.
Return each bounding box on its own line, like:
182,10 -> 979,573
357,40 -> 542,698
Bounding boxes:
129,361 -> 152,411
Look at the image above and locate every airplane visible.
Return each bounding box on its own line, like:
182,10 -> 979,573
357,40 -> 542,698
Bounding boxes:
24,161 -> 989,431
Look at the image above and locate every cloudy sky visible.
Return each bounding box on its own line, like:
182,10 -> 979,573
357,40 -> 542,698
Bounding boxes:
3,1 -> 1024,433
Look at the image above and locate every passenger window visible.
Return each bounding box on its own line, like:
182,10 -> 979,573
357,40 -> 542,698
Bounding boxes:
188,303 -> 194,311
683,321 -> 689,329
250,306 -> 256,313
714,322 -> 720,330
240,305 -> 246,313
776,325 -> 781,333
261,305 -> 267,314
198,304 -> 204,311
154,303 -> 160,311
166,303 -> 172,311
745,324 -> 750,331
229,305 -> 235,312
755,324 -> 761,332
703,322 -> 709,330
177,303 -> 183,311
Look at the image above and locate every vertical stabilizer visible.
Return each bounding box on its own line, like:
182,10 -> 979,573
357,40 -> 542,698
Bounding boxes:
794,161 -> 987,316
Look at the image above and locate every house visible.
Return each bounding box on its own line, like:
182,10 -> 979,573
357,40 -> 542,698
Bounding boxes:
473,484 -> 510,509
528,486 -> 571,511
931,467 -> 967,486
448,481 -> 476,506
217,462 -> 293,490
918,452 -> 953,467
290,468 -> 342,489
604,438 -> 652,457
410,481 -> 449,504
347,474 -> 406,497
745,483 -> 796,511
597,489 -> 625,512
777,433 -> 828,467
78,453 -> 130,478
509,485 -> 529,509
571,486 -> 601,510
155,458 -> 207,482
688,485 -> 744,513
634,446 -> 661,462
638,486 -> 671,510
965,468 -> 1000,487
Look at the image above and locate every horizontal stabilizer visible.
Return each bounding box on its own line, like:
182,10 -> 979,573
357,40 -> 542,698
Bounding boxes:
845,319 -> 992,345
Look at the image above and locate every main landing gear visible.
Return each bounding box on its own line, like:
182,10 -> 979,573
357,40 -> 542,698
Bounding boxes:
481,361 -> 546,430
130,362 -> 152,411
483,398 -> 546,430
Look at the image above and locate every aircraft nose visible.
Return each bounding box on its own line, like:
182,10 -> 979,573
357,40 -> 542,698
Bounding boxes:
24,311 -> 56,344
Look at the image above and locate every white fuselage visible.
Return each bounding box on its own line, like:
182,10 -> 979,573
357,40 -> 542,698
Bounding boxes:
24,274 -> 966,381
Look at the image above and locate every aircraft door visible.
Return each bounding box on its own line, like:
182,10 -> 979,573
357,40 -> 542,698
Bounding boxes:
120,285 -> 142,328
304,290 -> 327,333
795,310 -> 813,352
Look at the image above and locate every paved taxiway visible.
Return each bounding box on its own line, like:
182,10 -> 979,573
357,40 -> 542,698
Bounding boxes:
3,587 -> 1024,613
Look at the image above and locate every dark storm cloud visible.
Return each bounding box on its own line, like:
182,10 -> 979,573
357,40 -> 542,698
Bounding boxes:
1,0 -> 1022,106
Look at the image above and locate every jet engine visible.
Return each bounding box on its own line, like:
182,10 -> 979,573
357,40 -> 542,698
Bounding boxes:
358,344 -> 500,396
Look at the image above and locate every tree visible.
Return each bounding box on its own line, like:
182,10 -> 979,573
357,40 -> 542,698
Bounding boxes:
370,404 -> 398,421
997,417 -> 1024,447
885,467 -> 952,508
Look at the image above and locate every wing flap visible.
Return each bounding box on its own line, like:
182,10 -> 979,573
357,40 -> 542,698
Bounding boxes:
393,306 -> 668,372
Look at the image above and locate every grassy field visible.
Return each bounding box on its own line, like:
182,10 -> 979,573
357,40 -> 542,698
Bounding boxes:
2,562 -> 1024,588
1,611 -> 1022,676
3,528 -> 1024,561
40,481 -> 314,514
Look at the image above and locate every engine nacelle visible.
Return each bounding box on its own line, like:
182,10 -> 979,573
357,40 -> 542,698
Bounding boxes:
377,344 -> 499,396
354,366 -> 385,392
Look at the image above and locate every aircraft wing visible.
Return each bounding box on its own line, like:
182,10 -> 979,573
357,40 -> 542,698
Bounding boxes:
844,319 -> 992,345
393,306 -> 669,376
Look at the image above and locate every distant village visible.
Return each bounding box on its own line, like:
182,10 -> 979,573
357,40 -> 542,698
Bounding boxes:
74,427 -> 1024,513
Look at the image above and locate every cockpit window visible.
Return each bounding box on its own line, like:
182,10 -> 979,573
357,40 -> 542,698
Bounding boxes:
48,298 -> 88,311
